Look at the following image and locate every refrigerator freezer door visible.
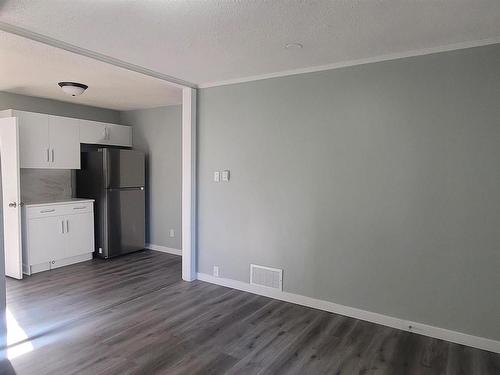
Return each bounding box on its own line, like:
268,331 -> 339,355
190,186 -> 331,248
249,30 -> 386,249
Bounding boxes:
106,188 -> 145,257
105,149 -> 145,189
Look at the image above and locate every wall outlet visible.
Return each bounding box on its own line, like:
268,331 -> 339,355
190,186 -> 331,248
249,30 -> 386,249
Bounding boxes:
222,169 -> 230,182
214,171 -> 221,182
169,229 -> 175,238
213,265 -> 220,277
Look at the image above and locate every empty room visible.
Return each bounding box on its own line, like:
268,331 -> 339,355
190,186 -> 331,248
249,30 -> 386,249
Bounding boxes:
0,1 -> 499,374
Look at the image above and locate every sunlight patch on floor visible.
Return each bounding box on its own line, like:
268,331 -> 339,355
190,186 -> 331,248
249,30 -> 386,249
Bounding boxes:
6,308 -> 33,360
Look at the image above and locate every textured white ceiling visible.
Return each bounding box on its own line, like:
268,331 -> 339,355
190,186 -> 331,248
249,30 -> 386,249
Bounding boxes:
1,1 -> 500,87
0,31 -> 182,110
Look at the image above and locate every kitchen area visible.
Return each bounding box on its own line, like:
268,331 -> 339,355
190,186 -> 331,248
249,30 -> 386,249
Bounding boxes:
1,109 -> 146,277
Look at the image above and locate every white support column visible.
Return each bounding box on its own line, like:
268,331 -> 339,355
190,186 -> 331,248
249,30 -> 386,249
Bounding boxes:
182,87 -> 197,281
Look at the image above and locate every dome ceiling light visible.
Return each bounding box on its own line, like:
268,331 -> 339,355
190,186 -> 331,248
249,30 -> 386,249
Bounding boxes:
58,82 -> 88,97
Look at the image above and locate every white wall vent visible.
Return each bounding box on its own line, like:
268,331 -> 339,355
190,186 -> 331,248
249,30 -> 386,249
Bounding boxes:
250,264 -> 283,291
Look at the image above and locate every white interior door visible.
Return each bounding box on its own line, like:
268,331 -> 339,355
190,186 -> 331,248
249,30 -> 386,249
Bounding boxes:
0,117 -> 23,279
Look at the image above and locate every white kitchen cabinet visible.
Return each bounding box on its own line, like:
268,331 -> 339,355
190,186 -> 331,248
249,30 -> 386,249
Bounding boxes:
79,120 -> 132,147
16,110 -> 50,169
79,120 -> 107,144
0,110 -> 80,169
0,109 -> 132,170
48,115 -> 81,169
107,123 -> 132,146
64,206 -> 94,258
27,215 -> 65,265
22,200 -> 95,275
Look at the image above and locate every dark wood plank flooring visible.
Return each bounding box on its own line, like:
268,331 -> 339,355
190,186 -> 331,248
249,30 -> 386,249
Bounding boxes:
1,250 -> 499,374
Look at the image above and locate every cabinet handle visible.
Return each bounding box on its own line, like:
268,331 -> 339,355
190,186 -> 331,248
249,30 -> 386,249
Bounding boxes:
47,148 -> 50,162
105,127 -> 109,140
61,220 -> 65,234
51,149 -> 55,162
73,206 -> 87,210
40,209 -> 55,213
66,219 -> 69,233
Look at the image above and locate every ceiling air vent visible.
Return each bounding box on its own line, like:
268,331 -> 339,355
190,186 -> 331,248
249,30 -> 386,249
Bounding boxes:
250,264 -> 283,291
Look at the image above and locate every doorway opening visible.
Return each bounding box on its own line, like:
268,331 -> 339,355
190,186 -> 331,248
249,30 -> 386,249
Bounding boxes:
0,30 -> 196,363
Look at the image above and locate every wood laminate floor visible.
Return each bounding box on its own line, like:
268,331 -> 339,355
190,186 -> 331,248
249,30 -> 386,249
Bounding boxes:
1,250 -> 499,374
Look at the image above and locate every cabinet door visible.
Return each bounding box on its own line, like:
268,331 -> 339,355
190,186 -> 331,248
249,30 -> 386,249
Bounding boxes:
49,115 -> 81,169
27,216 -> 65,265
80,120 -> 107,144
107,124 -> 132,146
65,213 -> 94,258
16,111 -> 50,168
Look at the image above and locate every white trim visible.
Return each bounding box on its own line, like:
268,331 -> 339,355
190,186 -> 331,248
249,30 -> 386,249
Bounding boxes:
146,243 -> 182,256
198,37 -> 500,88
0,21 -> 195,89
3,20 -> 500,91
197,272 -> 500,354
181,88 -> 197,281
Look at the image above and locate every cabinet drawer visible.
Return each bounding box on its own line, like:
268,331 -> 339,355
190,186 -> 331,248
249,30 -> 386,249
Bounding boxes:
26,206 -> 63,219
60,203 -> 93,216
26,202 -> 93,219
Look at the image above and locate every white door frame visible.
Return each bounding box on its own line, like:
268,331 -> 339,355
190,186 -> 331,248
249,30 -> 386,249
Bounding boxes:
0,117 -> 23,280
181,88 -> 197,281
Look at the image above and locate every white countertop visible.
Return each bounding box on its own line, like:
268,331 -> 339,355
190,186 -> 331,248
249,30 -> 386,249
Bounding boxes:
24,198 -> 95,208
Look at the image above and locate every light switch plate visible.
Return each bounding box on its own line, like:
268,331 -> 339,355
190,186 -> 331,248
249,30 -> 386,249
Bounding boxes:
169,229 -> 175,238
222,170 -> 230,182
214,171 -> 221,182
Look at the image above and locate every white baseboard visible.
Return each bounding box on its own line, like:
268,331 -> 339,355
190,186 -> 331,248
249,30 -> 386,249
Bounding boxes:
146,243 -> 182,256
197,272 -> 500,354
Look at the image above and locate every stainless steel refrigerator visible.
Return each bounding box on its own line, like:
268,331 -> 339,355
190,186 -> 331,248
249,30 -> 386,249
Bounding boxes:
76,148 -> 145,258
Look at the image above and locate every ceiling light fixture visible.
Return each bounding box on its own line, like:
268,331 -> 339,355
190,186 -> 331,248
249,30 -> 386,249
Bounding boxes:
58,82 -> 88,97
284,42 -> 303,50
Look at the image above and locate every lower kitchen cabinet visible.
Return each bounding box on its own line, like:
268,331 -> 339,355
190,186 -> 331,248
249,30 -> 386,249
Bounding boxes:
22,200 -> 95,275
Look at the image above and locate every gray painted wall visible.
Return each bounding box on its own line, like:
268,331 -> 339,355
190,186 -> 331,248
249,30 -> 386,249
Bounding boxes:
120,106 -> 182,250
197,43 -> 500,341
0,91 -> 120,123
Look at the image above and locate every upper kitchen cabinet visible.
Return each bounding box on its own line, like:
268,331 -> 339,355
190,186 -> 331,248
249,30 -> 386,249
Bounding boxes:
80,120 -> 132,147
16,110 -> 50,169
48,115 -> 81,169
79,120 -> 107,144
0,109 -> 133,170
0,110 -> 80,169
107,123 -> 132,146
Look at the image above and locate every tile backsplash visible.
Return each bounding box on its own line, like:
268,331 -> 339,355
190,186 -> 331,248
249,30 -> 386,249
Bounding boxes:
20,169 -> 72,203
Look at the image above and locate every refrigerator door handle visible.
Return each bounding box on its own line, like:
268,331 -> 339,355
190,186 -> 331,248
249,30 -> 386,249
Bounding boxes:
107,187 -> 145,192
